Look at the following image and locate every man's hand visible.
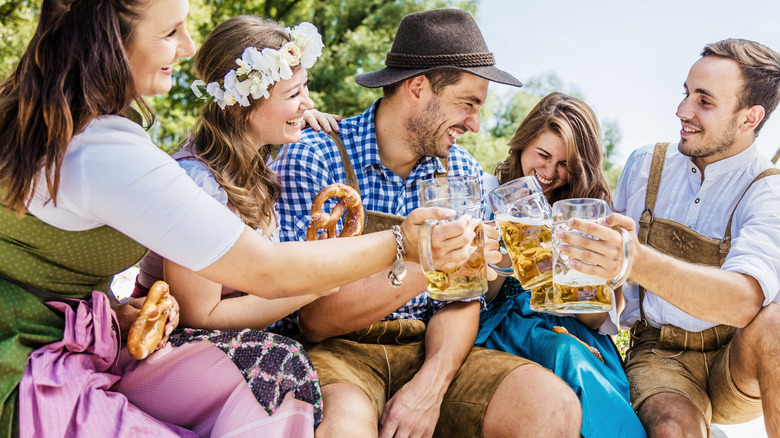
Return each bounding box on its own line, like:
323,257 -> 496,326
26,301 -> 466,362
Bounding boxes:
379,376 -> 443,438
557,213 -> 638,284
482,220 -> 502,281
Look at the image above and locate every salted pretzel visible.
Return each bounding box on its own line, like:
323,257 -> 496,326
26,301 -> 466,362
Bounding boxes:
552,326 -> 604,362
306,183 -> 365,241
127,281 -> 174,360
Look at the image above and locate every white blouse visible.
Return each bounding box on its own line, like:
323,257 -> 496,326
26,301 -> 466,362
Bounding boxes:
27,115 -> 245,272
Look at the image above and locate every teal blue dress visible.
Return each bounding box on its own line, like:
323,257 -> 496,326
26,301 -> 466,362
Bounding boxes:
476,277 -> 646,438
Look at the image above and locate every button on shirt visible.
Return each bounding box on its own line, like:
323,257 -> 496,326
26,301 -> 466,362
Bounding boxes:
614,143 -> 780,332
271,100 -> 486,322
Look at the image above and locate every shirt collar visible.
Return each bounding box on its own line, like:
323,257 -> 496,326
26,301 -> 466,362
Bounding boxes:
689,142 -> 759,179
350,99 -> 449,180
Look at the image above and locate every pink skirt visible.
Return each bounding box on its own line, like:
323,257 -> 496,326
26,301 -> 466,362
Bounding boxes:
18,291 -> 315,437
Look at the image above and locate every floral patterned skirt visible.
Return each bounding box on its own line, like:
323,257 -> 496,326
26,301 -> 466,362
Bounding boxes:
169,328 -> 323,426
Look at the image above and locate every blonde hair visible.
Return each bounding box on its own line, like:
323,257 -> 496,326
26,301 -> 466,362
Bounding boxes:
493,92 -> 611,204
189,16 -> 293,229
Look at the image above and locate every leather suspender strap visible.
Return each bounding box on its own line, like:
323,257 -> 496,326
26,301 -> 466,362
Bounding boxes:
327,130 -> 360,191
723,168 -> 780,242
637,142 -> 669,245
637,143 -> 668,324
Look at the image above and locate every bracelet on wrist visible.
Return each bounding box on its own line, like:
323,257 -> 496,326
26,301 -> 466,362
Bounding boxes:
388,225 -> 407,288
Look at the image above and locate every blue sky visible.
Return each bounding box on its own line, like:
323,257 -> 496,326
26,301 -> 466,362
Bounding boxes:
477,0 -> 780,165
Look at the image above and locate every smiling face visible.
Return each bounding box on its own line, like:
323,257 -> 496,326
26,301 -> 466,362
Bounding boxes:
125,0 -> 195,97
676,56 -> 746,168
248,67 -> 314,145
405,73 -> 489,158
520,130 -> 569,197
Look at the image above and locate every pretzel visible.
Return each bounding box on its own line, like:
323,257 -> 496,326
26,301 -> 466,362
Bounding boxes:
306,183 -> 365,241
127,281 -> 174,360
552,326 -> 604,362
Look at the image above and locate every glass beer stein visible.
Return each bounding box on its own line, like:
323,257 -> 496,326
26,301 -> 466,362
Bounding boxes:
488,176 -> 555,311
551,198 -> 630,313
418,176 -> 488,301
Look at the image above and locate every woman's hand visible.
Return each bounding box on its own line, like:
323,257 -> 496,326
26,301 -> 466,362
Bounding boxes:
112,295 -> 180,351
482,221 -> 503,281
303,109 -> 342,132
400,207 -> 479,270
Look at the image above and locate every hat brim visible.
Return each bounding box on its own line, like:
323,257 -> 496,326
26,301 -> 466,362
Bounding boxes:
355,65 -> 523,88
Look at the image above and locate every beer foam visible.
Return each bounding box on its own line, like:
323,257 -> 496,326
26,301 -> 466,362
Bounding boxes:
495,213 -> 551,226
554,270 -> 606,286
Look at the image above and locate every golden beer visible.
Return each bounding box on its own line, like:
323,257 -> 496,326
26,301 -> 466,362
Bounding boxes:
425,223 -> 488,300
496,214 -> 554,309
553,271 -> 613,313
529,283 -> 555,312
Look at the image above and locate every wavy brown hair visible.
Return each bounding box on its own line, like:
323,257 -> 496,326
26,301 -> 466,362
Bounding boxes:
188,16 -> 289,229
493,92 -> 611,204
0,0 -> 153,214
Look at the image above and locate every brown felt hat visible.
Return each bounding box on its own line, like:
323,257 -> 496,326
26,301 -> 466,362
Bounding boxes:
355,8 -> 522,88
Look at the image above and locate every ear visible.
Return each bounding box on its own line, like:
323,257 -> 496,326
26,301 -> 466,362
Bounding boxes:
740,105 -> 765,133
402,75 -> 429,105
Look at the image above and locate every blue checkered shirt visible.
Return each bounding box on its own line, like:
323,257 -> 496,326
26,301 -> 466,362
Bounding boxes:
270,100 -> 486,324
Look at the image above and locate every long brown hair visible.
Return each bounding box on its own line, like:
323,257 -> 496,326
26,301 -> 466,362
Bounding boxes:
0,0 -> 153,214
493,92 -> 611,204
188,16 -> 288,229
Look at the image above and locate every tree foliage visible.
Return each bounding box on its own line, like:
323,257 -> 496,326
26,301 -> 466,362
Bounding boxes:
0,0 -> 38,79
1,0 -> 622,188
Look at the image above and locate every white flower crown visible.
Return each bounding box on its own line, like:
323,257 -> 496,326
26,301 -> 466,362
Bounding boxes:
192,21 -> 324,109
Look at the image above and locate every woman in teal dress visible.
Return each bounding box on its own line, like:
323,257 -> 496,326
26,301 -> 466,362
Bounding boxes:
478,92 -> 646,438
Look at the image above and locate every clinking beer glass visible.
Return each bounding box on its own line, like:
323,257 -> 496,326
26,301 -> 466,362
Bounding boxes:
551,198 -> 631,313
488,176 -> 555,312
418,176 -> 488,301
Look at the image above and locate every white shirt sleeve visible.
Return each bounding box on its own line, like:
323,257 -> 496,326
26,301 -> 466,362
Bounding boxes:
28,116 -> 244,271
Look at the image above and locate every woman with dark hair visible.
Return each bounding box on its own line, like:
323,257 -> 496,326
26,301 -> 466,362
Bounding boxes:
478,93 -> 646,438
0,0 -> 477,435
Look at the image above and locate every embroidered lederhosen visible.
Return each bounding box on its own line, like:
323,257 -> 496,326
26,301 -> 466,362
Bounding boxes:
631,142 -> 780,349
327,131 -> 447,234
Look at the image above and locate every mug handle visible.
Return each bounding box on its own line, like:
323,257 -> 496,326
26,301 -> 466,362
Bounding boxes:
418,219 -> 439,278
608,226 -> 632,288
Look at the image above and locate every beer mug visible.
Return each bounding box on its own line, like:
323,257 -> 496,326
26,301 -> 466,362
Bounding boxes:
488,176 -> 555,311
551,198 -> 630,313
418,176 -> 488,301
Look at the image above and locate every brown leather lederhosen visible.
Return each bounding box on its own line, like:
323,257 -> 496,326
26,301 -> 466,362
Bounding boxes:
327,130 -> 447,235
630,142 -> 780,350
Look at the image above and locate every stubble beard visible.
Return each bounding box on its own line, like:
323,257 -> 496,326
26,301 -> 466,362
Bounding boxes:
679,115 -> 739,159
404,96 -> 449,159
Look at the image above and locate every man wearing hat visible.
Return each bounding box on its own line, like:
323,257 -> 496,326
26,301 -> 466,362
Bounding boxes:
272,8 -> 581,437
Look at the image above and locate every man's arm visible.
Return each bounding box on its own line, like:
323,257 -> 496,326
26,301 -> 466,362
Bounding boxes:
562,214 -> 764,328
379,301 -> 479,438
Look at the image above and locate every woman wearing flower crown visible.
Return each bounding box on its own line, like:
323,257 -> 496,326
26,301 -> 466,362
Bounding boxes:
0,0 -> 479,435
127,15 -> 351,435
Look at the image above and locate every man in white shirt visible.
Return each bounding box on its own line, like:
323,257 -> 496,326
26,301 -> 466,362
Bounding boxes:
558,39 -> 780,437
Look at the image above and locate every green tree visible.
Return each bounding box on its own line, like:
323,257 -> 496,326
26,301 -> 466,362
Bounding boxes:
0,0 -> 38,79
